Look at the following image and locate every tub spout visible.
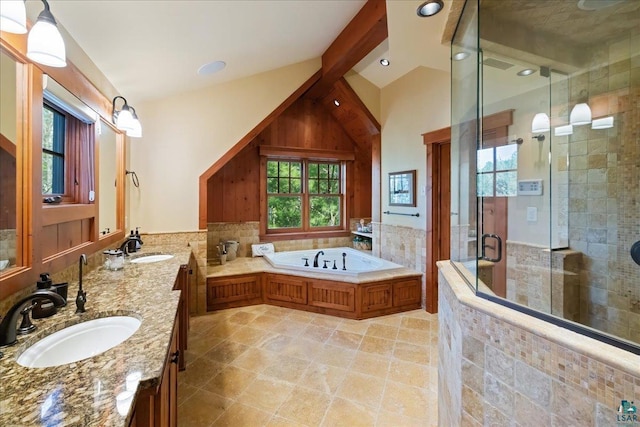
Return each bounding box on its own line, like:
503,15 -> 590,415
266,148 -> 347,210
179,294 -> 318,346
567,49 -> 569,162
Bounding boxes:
313,250 -> 324,268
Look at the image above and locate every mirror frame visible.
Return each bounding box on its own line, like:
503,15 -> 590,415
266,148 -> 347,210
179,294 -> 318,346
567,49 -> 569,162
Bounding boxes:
97,118 -> 125,241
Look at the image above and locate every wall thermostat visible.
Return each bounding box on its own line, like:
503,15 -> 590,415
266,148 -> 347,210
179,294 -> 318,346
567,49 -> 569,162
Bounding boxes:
518,179 -> 543,196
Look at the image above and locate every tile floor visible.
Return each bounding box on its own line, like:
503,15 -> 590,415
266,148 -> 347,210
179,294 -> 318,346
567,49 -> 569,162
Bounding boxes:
178,305 -> 438,427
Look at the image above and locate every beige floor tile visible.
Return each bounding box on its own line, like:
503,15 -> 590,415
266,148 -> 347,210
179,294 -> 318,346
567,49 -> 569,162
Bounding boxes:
266,416 -> 305,427
370,314 -> 402,327
259,333 -> 294,353
262,355 -> 310,384
269,319 -> 308,337
231,347 -> 277,373
388,359 -> 432,388
326,329 -> 363,350
286,311 -> 316,324
227,310 -> 258,325
321,397 -> 376,427
393,341 -> 430,365
176,381 -> 199,406
228,325 -> 276,347
377,409 -> 436,427
186,333 -> 225,357
381,380 -> 436,420
177,389 -> 232,427
276,386 -> 332,426
310,314 -> 342,329
396,326 -> 431,346
236,376 -> 294,412
212,402 -> 272,427
365,323 -> 399,340
299,363 -> 347,394
349,351 -> 390,379
400,316 -> 431,330
303,324 -> 335,343
337,372 -> 385,409
315,344 -> 357,368
280,337 -> 324,361
250,314 -> 283,330
335,319 -> 370,334
359,335 -> 395,357
205,340 -> 250,364
202,365 -> 257,399
180,357 -> 225,388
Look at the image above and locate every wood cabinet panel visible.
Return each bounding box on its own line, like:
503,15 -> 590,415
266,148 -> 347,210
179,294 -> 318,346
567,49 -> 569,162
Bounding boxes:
265,274 -> 307,304
309,281 -> 355,312
207,274 -> 263,311
361,283 -> 392,312
173,264 -> 190,371
393,279 -> 422,307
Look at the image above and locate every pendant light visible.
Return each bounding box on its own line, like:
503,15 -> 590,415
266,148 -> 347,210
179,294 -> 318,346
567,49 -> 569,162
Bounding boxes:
0,0 -> 27,34
26,0 -> 67,68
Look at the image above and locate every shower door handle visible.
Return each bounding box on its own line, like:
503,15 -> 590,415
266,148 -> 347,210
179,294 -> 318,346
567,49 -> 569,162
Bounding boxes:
480,233 -> 502,263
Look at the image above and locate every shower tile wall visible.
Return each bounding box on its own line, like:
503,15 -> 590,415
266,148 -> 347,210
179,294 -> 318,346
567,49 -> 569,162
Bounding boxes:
568,33 -> 640,343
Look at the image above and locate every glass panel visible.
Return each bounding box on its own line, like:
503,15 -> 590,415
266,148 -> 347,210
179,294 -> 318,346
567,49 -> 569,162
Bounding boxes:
318,180 -> 328,194
309,196 -> 340,227
308,163 -> 318,178
290,178 -> 301,193
98,121 -> 118,236
495,145 -> 517,171
308,179 -> 318,194
477,174 -> 493,197
278,162 -> 290,177
267,196 -> 302,229
267,160 -> 278,176
477,148 -> 493,172
495,171 -> 516,197
267,177 -> 278,193
278,178 -> 289,193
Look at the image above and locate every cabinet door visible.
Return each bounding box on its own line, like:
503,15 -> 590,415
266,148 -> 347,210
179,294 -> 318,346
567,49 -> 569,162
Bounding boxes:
154,317 -> 179,427
361,283 -> 392,312
393,278 -> 421,307
308,281 -> 355,312
206,274 -> 262,311
173,265 -> 189,371
265,274 -> 307,304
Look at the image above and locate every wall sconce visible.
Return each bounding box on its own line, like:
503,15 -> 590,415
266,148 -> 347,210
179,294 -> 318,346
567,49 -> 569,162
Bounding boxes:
532,134 -> 545,142
592,116 -> 614,129
0,0 -> 67,67
531,113 -> 550,133
112,96 -> 142,138
569,103 -> 592,125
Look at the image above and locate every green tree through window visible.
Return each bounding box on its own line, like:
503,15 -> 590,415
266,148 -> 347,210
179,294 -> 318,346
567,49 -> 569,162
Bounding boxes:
266,159 -> 342,231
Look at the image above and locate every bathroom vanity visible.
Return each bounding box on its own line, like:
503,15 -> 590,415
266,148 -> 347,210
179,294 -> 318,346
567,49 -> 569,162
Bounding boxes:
0,244 -> 193,427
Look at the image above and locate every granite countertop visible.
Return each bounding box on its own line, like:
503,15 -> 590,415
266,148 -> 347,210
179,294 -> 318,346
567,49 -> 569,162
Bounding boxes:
207,257 -> 423,283
0,244 -> 192,427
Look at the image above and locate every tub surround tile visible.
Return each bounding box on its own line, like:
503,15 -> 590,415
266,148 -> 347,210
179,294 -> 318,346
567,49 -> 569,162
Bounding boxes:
0,243 -> 194,426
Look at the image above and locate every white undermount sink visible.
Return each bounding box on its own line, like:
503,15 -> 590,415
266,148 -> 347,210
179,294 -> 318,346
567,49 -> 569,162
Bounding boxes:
17,316 -> 141,368
130,254 -> 174,264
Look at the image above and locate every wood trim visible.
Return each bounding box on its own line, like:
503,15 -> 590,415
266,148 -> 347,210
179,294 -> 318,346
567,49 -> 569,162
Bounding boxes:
259,230 -> 351,242
422,126 -> 451,145
42,204 -> 96,227
259,146 -> 355,161
483,109 -> 514,131
0,133 -> 17,156
371,134 -> 381,223
306,0 -> 387,99
198,70 -> 322,229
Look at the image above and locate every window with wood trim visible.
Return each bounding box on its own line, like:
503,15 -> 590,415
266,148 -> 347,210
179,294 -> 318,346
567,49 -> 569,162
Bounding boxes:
266,159 -> 343,232
41,101 -> 95,203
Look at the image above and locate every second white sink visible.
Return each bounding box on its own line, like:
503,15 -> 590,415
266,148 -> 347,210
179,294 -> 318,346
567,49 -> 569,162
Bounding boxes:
17,316 -> 141,368
130,254 -> 174,264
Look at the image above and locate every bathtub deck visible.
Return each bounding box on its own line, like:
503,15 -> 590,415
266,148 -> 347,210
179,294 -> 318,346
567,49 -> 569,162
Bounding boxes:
206,257 -> 423,319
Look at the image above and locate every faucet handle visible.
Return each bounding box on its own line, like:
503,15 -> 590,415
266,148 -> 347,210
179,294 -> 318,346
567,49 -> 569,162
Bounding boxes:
17,303 -> 37,335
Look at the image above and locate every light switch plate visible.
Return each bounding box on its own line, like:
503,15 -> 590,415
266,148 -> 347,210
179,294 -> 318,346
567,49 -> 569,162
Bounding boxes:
527,207 -> 537,222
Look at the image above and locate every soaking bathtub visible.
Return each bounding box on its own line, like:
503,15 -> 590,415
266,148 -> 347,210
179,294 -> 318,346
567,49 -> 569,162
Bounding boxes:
263,247 -> 403,277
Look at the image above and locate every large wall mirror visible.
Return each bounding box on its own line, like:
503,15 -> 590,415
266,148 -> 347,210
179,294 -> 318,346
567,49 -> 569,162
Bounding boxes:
0,48 -> 25,275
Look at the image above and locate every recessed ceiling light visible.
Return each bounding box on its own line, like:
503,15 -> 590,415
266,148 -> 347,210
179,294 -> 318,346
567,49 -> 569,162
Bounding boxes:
197,60 -> 226,76
417,0 -> 444,17
379,58 -> 390,67
517,68 -> 536,76
333,99 -> 340,107
452,52 -> 470,61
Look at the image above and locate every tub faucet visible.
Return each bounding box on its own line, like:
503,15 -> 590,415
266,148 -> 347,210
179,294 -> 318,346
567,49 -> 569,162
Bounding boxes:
313,250 -> 325,268
0,289 -> 65,347
76,254 -> 87,313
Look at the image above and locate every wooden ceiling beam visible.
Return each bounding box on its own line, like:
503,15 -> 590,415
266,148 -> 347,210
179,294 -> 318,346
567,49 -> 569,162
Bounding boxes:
306,0 -> 387,100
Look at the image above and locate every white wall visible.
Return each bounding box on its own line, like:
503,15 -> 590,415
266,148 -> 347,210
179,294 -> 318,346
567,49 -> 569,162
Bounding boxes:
380,66 -> 451,230
0,52 -> 17,144
345,70 -> 381,123
127,59 -> 321,232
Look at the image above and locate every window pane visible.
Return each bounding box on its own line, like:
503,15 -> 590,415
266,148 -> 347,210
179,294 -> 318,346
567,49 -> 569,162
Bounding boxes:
330,164 -> 339,179
477,148 -> 494,172
268,196 -> 302,228
496,145 -> 517,170
310,196 -> 340,227
319,180 -> 328,194
290,162 -> 302,178
278,178 -> 290,193
496,171 -> 517,196
43,108 -> 54,151
308,163 -> 318,178
290,178 -> 301,193
267,161 -> 278,177
330,180 -> 339,193
267,177 -> 278,193
308,179 -> 318,194
279,162 -> 290,177
319,163 -> 329,178
42,153 -> 64,194
477,173 -> 494,197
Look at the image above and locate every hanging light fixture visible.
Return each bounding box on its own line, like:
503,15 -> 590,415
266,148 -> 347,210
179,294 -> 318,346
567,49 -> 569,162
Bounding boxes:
0,0 -> 27,33
127,107 -> 143,138
112,96 -> 136,133
26,0 -> 67,67
569,103 -> 592,126
531,113 -> 550,133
